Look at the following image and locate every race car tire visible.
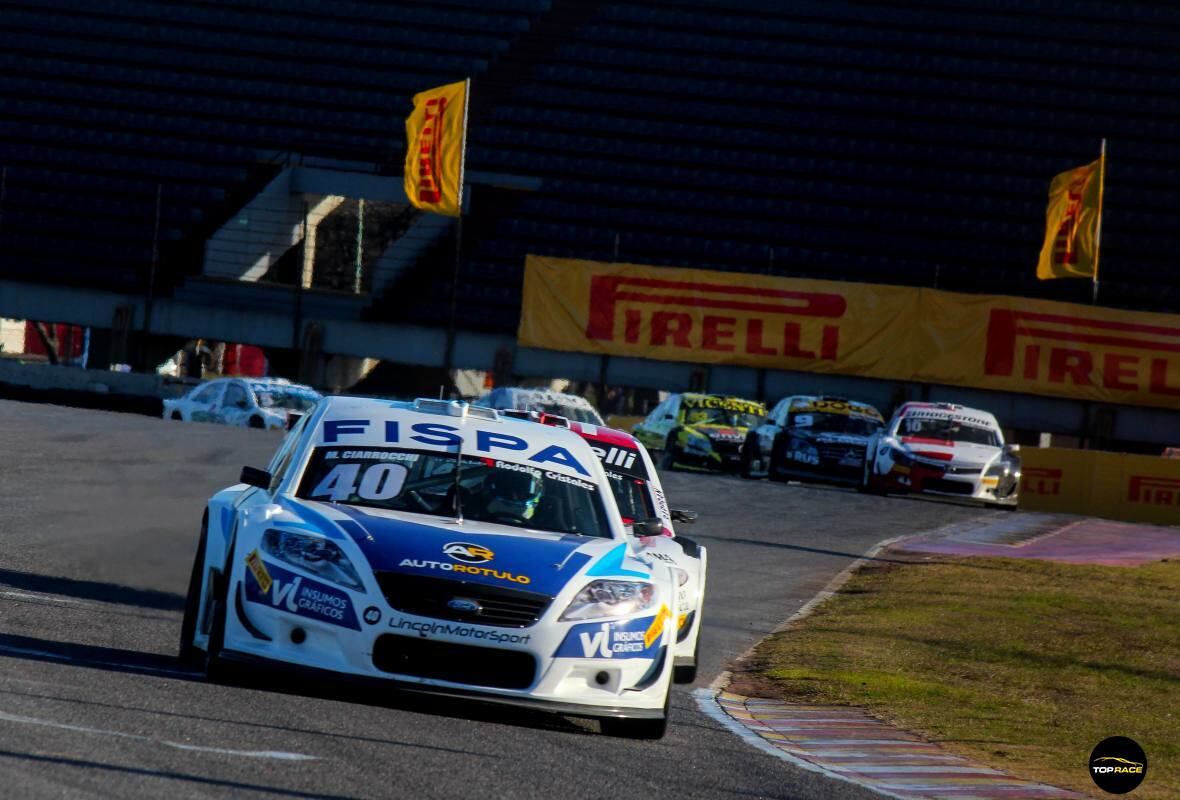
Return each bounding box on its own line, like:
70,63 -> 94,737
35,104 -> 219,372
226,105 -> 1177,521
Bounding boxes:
171,411 -> 183,421
739,435 -> 759,480
177,515 -> 208,668
248,415 -> 265,429
600,683 -> 670,740
766,440 -> 789,483
857,455 -> 886,495
673,635 -> 699,684
202,550 -> 242,684
659,433 -> 681,471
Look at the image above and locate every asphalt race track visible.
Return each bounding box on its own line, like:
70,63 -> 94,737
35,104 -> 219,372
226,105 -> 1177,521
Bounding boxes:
0,400 -> 995,800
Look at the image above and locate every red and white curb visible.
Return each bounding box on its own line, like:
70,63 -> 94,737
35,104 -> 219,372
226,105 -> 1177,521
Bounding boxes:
696,690 -> 1083,799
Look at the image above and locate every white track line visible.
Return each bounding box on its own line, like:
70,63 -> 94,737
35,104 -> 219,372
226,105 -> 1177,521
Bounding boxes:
0,709 -> 319,761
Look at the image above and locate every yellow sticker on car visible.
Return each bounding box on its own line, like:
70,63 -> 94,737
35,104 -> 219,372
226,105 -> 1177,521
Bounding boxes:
245,549 -> 272,594
644,604 -> 672,647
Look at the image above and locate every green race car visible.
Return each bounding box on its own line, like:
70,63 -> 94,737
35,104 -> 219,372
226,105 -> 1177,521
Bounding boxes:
634,393 -> 766,472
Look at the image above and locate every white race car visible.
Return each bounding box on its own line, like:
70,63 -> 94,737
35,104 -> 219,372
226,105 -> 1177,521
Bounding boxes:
476,386 -> 605,425
862,402 -> 1021,506
164,377 -> 321,430
179,397 -> 682,737
501,411 -> 707,683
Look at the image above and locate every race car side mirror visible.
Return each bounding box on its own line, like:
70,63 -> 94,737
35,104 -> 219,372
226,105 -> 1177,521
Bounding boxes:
671,509 -> 697,524
632,518 -> 665,537
240,466 -> 273,489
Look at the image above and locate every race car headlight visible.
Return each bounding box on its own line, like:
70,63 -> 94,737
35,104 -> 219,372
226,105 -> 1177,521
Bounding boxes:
985,459 -> 1016,477
261,529 -> 364,591
559,580 -> 658,621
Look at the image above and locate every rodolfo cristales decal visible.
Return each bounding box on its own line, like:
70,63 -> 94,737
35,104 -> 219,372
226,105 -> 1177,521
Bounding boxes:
518,255 -> 1180,411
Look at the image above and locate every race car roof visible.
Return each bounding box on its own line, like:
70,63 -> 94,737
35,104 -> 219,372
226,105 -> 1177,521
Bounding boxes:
787,395 -> 883,420
307,396 -> 604,480
250,378 -> 319,396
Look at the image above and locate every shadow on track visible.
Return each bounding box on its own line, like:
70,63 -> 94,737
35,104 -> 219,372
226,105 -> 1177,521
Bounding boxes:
0,567 -> 185,612
0,632 -> 197,680
692,534 -> 915,564
0,686 -> 502,758
0,750 -> 363,799
0,631 -> 596,739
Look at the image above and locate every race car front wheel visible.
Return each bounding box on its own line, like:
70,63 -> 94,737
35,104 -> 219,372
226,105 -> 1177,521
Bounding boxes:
659,433 -> 681,471
739,435 -> 759,480
599,684 -> 670,740
177,516 -> 208,668
857,455 -> 886,495
673,634 -> 699,684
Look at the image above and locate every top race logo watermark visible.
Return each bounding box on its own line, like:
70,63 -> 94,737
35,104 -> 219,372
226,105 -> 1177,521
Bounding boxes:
443,542 -> 494,564
1089,736 -> 1146,794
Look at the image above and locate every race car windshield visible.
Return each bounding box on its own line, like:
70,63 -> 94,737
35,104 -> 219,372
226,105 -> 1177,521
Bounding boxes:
900,418 -> 1000,447
529,402 -> 602,425
254,387 -> 318,411
684,407 -> 762,428
792,412 -> 882,436
605,474 -> 656,524
295,447 -> 613,538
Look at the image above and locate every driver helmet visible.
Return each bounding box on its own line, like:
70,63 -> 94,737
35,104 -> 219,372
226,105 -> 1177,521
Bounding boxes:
482,469 -> 543,521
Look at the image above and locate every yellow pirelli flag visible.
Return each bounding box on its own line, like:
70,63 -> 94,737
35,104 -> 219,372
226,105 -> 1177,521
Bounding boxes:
1037,151 -> 1105,280
403,79 -> 469,217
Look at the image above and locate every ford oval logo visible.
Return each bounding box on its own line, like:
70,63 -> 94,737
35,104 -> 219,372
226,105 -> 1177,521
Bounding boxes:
447,598 -> 481,615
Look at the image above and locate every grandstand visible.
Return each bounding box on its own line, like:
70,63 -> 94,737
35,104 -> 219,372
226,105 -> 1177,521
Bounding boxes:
1,0 -> 1179,444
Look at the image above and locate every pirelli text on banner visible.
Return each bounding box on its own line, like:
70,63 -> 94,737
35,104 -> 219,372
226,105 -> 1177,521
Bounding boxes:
914,290 -> 1180,409
1037,157 -> 1103,280
518,255 -> 1180,411
519,255 -> 917,380
1019,448 -> 1180,525
403,79 -> 468,217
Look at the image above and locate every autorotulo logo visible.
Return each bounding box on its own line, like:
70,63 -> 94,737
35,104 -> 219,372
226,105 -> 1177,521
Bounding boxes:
1089,736 -> 1146,794
443,542 -> 494,564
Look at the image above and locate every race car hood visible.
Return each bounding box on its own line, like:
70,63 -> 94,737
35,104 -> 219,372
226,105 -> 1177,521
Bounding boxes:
688,424 -> 747,443
897,436 -> 1002,468
290,501 -> 647,597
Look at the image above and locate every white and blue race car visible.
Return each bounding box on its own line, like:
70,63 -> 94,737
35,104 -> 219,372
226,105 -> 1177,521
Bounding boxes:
179,396 -> 682,737
164,377 -> 321,430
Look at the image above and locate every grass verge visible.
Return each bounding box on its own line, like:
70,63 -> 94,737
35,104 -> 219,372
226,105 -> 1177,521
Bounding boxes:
739,555 -> 1179,799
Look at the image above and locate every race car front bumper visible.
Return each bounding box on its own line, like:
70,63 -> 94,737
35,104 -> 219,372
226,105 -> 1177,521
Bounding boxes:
874,465 -> 1017,506
219,562 -> 674,719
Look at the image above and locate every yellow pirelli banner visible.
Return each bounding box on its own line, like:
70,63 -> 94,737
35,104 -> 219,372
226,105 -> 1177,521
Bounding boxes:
519,255 -> 1180,411
403,79 -> 469,217
1020,448 -> 1180,525
519,256 -> 919,380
